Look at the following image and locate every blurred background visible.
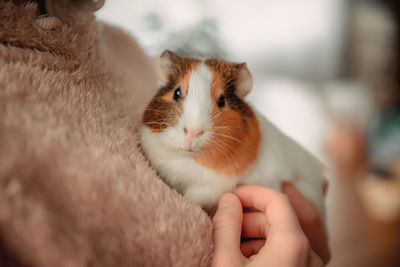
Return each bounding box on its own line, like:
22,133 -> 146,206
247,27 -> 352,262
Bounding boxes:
96,0 -> 399,266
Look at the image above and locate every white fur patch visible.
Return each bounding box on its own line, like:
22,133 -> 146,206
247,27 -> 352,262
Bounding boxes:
181,62 -> 213,130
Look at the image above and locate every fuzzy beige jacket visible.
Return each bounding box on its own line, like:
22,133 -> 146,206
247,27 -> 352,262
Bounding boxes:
0,1 -> 213,266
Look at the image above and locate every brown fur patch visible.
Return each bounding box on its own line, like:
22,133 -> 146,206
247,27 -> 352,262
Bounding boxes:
206,59 -> 253,117
192,60 -> 261,177
205,59 -> 242,86
210,71 -> 225,100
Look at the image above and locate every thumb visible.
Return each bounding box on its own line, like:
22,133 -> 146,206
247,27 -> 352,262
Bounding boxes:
212,193 -> 244,267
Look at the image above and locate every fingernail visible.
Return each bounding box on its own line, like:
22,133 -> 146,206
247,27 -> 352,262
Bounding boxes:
218,193 -> 236,209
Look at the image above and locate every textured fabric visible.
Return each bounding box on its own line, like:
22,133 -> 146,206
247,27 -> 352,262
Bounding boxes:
0,1 -> 213,266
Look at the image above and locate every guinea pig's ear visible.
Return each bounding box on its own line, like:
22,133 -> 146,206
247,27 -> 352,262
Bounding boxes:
156,50 -> 179,83
235,63 -> 253,98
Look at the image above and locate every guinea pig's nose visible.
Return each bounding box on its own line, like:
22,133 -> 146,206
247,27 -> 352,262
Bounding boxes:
184,127 -> 204,138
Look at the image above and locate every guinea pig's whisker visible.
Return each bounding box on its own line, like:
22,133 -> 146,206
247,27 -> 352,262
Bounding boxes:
213,125 -> 243,130
204,143 -> 232,165
203,142 -> 218,156
209,135 -> 236,154
211,126 -> 242,135
215,133 -> 248,148
208,137 -> 232,154
215,143 -> 236,163
206,139 -> 234,163
211,112 -> 223,121
171,106 -> 183,117
214,133 -> 251,150
207,136 -> 228,152
217,140 -> 236,154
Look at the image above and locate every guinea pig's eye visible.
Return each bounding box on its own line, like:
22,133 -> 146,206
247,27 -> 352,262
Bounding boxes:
173,87 -> 182,101
217,95 -> 225,108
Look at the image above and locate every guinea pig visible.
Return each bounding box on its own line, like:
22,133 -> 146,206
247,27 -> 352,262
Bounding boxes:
140,50 -> 325,218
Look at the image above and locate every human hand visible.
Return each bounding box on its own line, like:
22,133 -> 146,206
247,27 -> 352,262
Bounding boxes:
282,182 -> 331,263
211,185 -> 324,267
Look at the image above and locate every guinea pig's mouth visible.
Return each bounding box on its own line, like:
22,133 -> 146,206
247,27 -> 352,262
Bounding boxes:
181,139 -> 203,154
179,146 -> 202,154
180,147 -> 198,153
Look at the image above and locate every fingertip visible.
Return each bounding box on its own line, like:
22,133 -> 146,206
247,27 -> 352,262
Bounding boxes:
212,193 -> 243,262
213,193 -> 242,227
217,192 -> 239,209
322,246 -> 332,264
233,184 -> 259,192
281,183 -> 330,264
281,182 -> 316,219
233,185 -> 267,200
281,182 -> 306,207
281,181 -> 295,193
323,179 -> 329,196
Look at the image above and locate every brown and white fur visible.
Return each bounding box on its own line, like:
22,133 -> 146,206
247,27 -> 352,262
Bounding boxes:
140,50 -> 325,217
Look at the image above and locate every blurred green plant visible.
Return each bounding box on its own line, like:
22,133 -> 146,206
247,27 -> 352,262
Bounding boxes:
141,12 -> 227,58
